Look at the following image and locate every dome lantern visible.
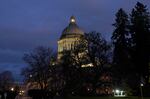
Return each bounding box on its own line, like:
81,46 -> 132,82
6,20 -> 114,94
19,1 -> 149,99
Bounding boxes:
60,16 -> 84,39
70,16 -> 76,23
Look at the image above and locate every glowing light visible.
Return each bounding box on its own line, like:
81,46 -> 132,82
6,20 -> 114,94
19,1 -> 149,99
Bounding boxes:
52,63 -> 55,66
72,92 -> 74,94
71,19 -> 75,23
141,83 -> 144,87
81,63 -> 93,67
29,74 -> 32,78
19,90 -> 25,95
22,90 -> 25,93
115,89 -> 119,94
114,89 -> 126,97
11,88 -> 14,91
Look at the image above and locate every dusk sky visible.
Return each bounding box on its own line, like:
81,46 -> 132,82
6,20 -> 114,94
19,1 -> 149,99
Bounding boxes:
0,0 -> 150,81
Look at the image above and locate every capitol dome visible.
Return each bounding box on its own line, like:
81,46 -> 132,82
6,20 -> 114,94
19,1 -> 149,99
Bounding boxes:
60,16 -> 84,39
58,16 -> 84,60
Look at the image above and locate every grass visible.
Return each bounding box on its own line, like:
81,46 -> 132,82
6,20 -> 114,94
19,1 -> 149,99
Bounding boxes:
69,96 -> 150,99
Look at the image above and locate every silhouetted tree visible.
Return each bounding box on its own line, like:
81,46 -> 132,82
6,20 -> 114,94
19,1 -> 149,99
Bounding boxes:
80,32 -> 112,95
22,46 -> 56,90
59,49 -> 84,98
130,2 -> 150,85
111,8 -> 132,90
59,31 -> 111,97
85,32 -> 111,82
0,71 -> 14,91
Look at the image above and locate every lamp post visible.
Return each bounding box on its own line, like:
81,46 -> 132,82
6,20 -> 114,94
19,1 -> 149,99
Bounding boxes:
140,83 -> 144,99
4,93 -> 7,99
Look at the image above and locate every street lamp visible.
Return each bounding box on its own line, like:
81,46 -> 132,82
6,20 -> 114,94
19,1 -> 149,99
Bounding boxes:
140,83 -> 144,99
141,83 -> 144,87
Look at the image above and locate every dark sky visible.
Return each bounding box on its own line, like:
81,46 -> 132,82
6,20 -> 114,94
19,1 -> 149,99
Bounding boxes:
0,0 -> 150,81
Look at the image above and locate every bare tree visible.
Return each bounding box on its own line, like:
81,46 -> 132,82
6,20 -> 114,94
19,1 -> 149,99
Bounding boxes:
22,46 -> 56,90
0,71 -> 14,91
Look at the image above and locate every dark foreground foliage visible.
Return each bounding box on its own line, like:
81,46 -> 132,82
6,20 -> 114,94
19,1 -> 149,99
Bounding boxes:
28,89 -> 55,99
0,91 -> 17,99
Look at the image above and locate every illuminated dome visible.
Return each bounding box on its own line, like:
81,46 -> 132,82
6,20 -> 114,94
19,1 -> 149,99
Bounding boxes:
60,16 -> 84,39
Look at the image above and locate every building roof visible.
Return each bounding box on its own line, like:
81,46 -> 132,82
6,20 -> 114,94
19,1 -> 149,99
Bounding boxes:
60,16 -> 84,39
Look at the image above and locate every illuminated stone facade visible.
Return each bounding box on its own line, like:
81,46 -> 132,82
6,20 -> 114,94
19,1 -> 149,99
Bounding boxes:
57,16 -> 84,60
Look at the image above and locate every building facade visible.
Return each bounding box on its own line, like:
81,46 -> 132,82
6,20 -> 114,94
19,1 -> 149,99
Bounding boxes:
57,16 -> 84,60
57,16 -> 113,95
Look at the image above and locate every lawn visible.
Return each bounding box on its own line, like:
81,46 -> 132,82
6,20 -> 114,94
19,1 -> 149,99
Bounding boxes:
69,96 -> 150,99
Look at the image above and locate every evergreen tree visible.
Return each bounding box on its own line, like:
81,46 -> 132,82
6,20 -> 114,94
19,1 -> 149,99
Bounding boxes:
130,2 -> 150,84
112,8 -> 131,88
